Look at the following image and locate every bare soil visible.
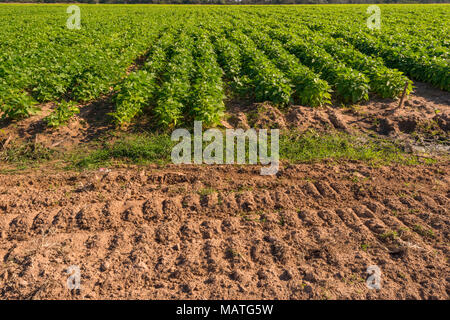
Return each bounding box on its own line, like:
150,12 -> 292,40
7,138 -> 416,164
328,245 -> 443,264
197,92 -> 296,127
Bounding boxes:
0,82 -> 448,300
0,162 -> 448,299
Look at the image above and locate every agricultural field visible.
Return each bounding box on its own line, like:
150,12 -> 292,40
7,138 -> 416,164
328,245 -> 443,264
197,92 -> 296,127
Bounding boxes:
0,4 -> 449,301
0,4 -> 448,125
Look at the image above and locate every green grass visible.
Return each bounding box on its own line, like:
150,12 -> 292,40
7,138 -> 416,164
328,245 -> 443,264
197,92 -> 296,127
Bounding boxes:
0,129 -> 436,170
279,131 -> 426,165
72,130 -> 426,168
413,224 -> 435,238
71,133 -> 175,169
0,141 -> 55,164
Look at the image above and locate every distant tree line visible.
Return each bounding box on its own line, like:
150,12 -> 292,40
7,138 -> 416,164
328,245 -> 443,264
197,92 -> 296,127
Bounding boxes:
0,0 -> 448,4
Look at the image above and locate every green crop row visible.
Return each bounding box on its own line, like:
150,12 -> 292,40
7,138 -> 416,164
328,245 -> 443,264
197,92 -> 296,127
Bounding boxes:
0,4 -> 448,126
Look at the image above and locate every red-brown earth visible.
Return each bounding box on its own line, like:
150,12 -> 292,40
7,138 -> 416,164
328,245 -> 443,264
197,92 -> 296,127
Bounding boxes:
0,82 -> 448,300
0,163 -> 448,299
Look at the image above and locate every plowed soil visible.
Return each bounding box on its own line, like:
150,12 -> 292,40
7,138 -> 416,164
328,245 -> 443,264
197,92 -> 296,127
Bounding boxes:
0,81 -> 449,300
0,162 -> 448,299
